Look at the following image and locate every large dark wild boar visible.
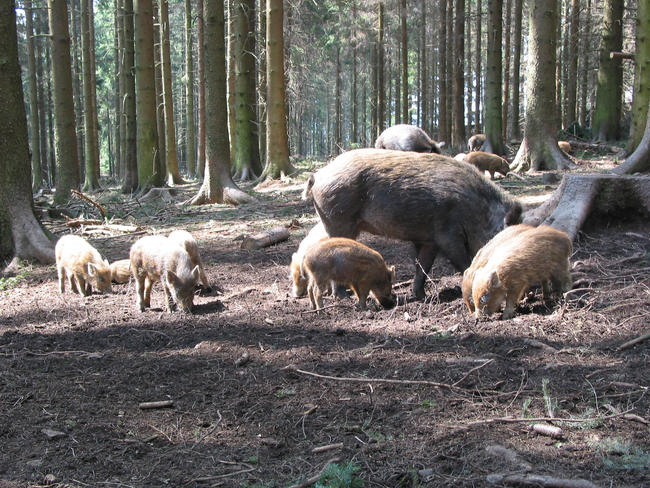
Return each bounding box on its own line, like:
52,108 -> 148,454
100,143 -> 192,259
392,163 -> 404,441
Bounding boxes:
304,149 -> 522,299
130,235 -> 200,313
468,133 -> 486,152
55,235 -> 112,296
472,226 -> 572,319
462,151 -> 511,179
168,230 -> 210,291
374,124 -> 443,153
302,237 -> 396,311
290,222 -> 329,297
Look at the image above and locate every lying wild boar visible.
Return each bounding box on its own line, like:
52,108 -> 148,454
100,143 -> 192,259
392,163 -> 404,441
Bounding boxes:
130,235 -> 200,313
109,259 -> 131,284
304,149 -> 522,300
462,224 -> 534,312
472,226 -> 572,319
558,140 -> 571,154
290,222 -> 329,297
302,238 -> 396,311
55,234 -> 112,296
168,230 -> 210,291
462,151 -> 511,179
468,133 -> 486,152
375,124 -> 443,154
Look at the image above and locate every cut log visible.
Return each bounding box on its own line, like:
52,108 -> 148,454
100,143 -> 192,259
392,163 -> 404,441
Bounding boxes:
523,174 -> 650,241
240,226 -> 290,250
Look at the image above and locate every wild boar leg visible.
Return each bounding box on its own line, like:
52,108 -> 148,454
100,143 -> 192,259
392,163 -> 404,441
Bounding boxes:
143,278 -> 153,308
352,285 -> 369,311
57,267 -> 66,293
135,275 -> 147,311
76,274 -> 90,296
307,282 -> 318,310
162,283 -> 176,312
412,242 -> 438,300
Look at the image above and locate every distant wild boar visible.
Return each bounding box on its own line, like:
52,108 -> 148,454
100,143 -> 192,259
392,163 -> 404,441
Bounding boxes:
461,151 -> 511,179
130,235 -> 200,313
375,124 -> 443,153
109,259 -> 131,284
461,224 -> 534,312
290,222 -> 329,297
55,235 -> 112,296
301,238 -> 396,311
558,141 -> 572,154
472,226 -> 572,319
468,133 -> 486,152
303,149 -> 522,299
167,230 -> 210,291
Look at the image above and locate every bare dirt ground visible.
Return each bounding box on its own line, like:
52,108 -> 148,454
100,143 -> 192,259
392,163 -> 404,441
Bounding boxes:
1,152 -> 649,488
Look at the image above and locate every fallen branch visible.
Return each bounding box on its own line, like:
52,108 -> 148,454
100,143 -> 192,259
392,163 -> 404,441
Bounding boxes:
487,472 -> 598,488
311,443 -> 344,454
457,408 -> 635,428
189,410 -> 223,451
65,217 -> 102,227
452,359 -> 494,387
71,189 -> 106,219
240,226 -> 290,250
288,457 -> 342,488
138,400 -> 174,410
283,365 -> 464,391
616,330 -> 650,351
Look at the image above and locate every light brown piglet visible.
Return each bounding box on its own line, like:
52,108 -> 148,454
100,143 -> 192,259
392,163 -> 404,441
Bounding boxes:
167,230 -> 210,291
472,226 -> 572,319
109,259 -> 131,284
558,141 -> 572,154
290,222 -> 329,297
130,235 -> 200,313
462,151 -> 511,179
301,238 -> 396,311
55,235 -> 112,296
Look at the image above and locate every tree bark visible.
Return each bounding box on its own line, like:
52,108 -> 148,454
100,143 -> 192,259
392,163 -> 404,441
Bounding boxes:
627,0 -> 650,152
189,0 -> 254,205
439,0 -> 448,144
184,0 -> 196,178
401,0 -> 408,124
502,0 -> 512,141
376,1 -> 385,138
452,0 -> 466,151
48,0 -> 81,204
474,0 -> 482,133
25,0 -> 42,192
566,0 -> 579,126
121,0 -> 138,193
485,0 -> 504,154
196,0 -> 206,179
511,0 -> 523,140
511,0 -> 572,172
0,0 -> 55,266
81,0 -> 100,191
613,101 -> 650,174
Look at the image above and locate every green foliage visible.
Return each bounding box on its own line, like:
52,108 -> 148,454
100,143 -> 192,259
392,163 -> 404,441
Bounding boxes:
274,387 -> 296,398
589,437 -> 650,471
0,271 -> 27,291
315,461 -> 364,488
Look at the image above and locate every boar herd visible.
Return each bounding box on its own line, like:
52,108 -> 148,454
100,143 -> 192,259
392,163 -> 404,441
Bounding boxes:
54,124 -> 574,320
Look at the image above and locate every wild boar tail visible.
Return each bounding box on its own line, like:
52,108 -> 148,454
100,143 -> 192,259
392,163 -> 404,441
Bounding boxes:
505,201 -> 523,226
301,174 -> 315,201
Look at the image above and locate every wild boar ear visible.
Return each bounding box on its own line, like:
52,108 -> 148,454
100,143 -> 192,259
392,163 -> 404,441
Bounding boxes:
388,265 -> 396,281
191,265 -> 200,282
87,262 -> 97,276
103,258 -> 110,267
165,270 -> 179,286
488,270 -> 500,287
438,141 -> 446,148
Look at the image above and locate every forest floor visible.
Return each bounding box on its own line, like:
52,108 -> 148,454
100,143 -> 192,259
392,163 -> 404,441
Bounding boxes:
1,148 -> 649,488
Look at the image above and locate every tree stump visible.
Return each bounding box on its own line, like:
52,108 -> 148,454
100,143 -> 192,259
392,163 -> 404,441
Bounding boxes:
523,174 -> 650,241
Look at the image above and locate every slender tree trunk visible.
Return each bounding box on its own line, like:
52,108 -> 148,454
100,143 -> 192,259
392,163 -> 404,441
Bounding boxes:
421,0 -> 428,134
196,0 -> 206,179
593,0 -> 623,141
376,1 -> 385,138
475,0 -> 482,132
159,0 -> 184,185
48,0 -> 80,204
122,0 -> 138,193
465,2 -> 472,133
190,0 -> 253,204
512,0 -> 572,172
184,0 -> 196,178
453,0 -> 466,150
81,0 -> 100,191
134,0 -> 162,191
351,0 -> 358,145
334,44 -> 342,153
113,0 -> 122,179
439,0 -> 448,144
256,0 -> 267,166
511,0 -> 523,139
70,0 -> 84,182
566,0 -> 579,126
502,0 -> 512,141
153,1 -> 166,175
485,0 -> 504,154
25,0 -> 42,191
89,2 -> 100,179
578,0 -> 591,128
627,0 -> 650,152
0,0 -> 54,266
36,14 -> 50,187
401,0 -> 408,123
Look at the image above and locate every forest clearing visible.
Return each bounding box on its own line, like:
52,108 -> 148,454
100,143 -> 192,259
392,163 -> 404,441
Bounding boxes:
1,151 -> 649,488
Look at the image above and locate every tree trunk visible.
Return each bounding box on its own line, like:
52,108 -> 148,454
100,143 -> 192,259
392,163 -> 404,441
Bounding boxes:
421,0 -> 428,134
184,0 -> 196,179
121,0 -> 138,193
401,0 -> 408,123
376,1 -> 385,138
262,0 -> 292,179
474,0 -> 482,132
452,0 -> 466,150
566,0 -> 579,126
627,0 -> 650,152
351,0 -> 358,145
0,0 -> 54,266
81,0 -> 100,191
159,0 -> 184,185
485,0 -> 504,154
511,0 -> 523,140
334,45 -> 342,153
134,0 -> 162,191
48,0 -> 80,205
578,0 -> 592,128
502,0 -> 512,141
113,0 -> 122,180
613,101 -> 650,174
153,0 -> 166,176
70,0 -> 84,183
24,0 -> 42,192
231,0 -> 262,180
196,0 -> 206,179
439,0 -> 448,144
592,0 -> 623,141
256,0 -> 267,166
189,0 -> 254,205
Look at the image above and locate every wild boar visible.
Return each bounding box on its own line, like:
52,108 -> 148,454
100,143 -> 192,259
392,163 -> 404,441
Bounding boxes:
558,140 -> 571,154
55,235 -> 112,296
374,124 -> 443,154
290,222 -> 329,297
462,151 -> 511,179
468,133 -> 486,152
461,224 -> 535,313
472,226 -> 572,319
129,235 -> 200,313
454,153 -> 467,162
109,259 -> 131,284
167,230 -> 210,291
304,148 -> 522,300
302,237 -> 396,311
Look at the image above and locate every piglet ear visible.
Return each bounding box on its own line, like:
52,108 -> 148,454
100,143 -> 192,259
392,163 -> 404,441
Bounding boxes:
104,258 -> 110,267
388,265 -> 396,281
165,270 -> 180,286
87,262 -> 97,277
191,266 -> 200,283
489,270 -> 500,287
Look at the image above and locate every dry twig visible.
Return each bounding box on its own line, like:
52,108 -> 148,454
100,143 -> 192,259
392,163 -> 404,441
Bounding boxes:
486,472 -> 597,488
288,457 -> 342,488
616,330 -> 650,351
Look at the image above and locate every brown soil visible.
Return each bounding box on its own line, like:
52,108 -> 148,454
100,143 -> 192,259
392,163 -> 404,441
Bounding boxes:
1,157 -> 649,488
